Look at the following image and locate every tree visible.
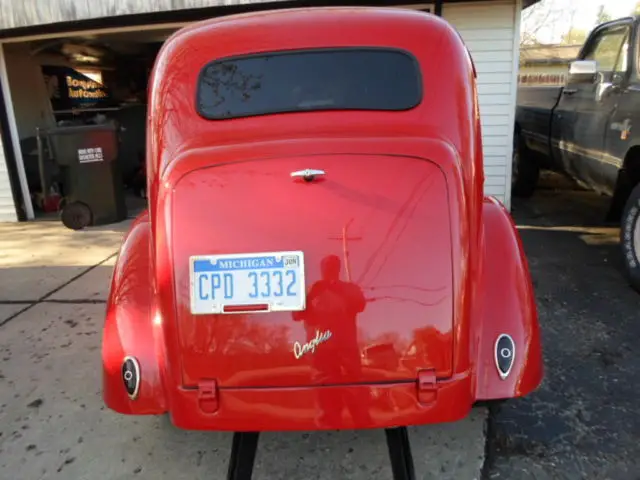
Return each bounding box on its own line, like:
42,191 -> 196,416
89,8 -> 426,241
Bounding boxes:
520,0 -> 569,46
560,28 -> 589,45
633,1 -> 640,15
520,0 -> 583,46
596,5 -> 612,24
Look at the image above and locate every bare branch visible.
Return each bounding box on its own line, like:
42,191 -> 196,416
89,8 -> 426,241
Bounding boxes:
521,1 -> 580,46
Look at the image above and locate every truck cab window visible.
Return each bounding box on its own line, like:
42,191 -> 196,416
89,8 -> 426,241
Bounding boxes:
583,25 -> 630,73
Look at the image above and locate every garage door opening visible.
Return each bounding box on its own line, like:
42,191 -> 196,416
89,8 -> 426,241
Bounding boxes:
1,26 -> 179,224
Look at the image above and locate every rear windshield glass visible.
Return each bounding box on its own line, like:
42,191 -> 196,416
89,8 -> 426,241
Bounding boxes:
196,48 -> 422,120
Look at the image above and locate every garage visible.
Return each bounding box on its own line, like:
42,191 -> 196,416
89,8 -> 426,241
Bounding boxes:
0,0 -> 535,224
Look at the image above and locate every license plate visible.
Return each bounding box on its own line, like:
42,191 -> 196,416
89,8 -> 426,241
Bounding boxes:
189,251 -> 306,315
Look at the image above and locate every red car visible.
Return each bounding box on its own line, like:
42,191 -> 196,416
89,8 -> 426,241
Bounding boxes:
102,7 -> 543,478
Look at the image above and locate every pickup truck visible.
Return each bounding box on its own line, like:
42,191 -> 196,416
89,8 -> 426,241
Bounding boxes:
514,16 -> 640,292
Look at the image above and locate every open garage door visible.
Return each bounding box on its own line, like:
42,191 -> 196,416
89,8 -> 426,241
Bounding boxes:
0,26 -> 179,224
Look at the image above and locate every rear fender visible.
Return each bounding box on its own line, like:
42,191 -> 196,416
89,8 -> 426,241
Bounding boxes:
101,210 -> 168,414
474,197 -> 543,400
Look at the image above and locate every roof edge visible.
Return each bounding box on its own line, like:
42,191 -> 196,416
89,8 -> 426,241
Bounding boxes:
0,0 -> 534,41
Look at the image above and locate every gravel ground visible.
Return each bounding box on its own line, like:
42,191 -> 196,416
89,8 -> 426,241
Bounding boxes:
485,173 -> 640,480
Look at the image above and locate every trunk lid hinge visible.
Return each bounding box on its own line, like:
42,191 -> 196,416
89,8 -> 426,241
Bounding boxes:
198,379 -> 219,414
417,369 -> 437,405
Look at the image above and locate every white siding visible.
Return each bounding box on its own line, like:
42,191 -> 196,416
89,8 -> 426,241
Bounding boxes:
0,140 -> 17,222
0,42 -> 57,222
0,45 -> 19,222
443,0 -> 520,208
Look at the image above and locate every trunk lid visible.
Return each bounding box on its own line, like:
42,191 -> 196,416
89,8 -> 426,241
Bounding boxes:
171,153 -> 454,388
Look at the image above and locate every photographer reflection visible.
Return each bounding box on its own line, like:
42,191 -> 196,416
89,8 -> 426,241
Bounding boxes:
292,254 -> 371,427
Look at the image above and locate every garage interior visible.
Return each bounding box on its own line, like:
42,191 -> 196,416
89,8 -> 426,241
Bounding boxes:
3,26 -> 181,222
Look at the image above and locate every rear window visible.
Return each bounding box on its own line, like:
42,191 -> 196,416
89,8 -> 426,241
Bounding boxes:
196,48 -> 422,120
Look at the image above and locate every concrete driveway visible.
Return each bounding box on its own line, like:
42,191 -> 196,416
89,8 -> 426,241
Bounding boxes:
0,217 -> 487,480
2,173 -> 638,480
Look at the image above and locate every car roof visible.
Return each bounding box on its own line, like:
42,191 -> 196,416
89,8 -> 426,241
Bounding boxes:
147,7 -> 477,175
182,6 -> 440,32
164,6 -> 452,53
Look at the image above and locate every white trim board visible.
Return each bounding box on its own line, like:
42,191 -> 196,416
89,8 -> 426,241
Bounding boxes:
503,0 -> 522,211
443,0 -> 519,208
0,44 -> 33,220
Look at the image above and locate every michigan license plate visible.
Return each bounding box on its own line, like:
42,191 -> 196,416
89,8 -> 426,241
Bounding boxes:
189,251 -> 306,314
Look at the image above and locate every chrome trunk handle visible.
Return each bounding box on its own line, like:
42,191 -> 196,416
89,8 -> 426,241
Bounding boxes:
290,169 -> 325,181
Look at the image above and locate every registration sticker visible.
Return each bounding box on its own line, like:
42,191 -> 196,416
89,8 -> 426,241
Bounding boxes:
189,251 -> 306,314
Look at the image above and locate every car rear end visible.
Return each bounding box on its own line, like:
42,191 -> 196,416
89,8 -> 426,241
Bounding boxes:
163,141 -> 476,430
145,9 -> 483,430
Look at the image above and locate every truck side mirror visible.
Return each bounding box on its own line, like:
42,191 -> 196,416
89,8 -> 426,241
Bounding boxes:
567,60 -> 597,84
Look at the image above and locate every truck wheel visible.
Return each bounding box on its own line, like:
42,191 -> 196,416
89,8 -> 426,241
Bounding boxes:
511,131 -> 539,198
620,183 -> 640,293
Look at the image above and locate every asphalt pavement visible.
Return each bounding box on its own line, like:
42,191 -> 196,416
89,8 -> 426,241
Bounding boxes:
486,173 -> 640,480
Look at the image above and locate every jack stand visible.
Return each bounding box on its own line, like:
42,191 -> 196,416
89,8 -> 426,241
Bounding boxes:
225,427 -> 417,480
227,432 -> 260,480
385,427 -> 417,480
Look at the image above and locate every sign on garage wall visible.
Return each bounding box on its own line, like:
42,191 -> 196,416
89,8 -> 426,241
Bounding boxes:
41,65 -> 112,111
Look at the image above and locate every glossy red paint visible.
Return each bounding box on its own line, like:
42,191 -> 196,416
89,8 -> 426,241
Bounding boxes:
171,149 -> 455,388
473,197 -> 543,400
101,6 -> 543,430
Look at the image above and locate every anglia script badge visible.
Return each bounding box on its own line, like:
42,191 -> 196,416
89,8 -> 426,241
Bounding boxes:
293,329 -> 332,359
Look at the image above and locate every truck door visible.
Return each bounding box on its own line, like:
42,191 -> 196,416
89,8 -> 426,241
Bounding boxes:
556,20 -> 631,193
